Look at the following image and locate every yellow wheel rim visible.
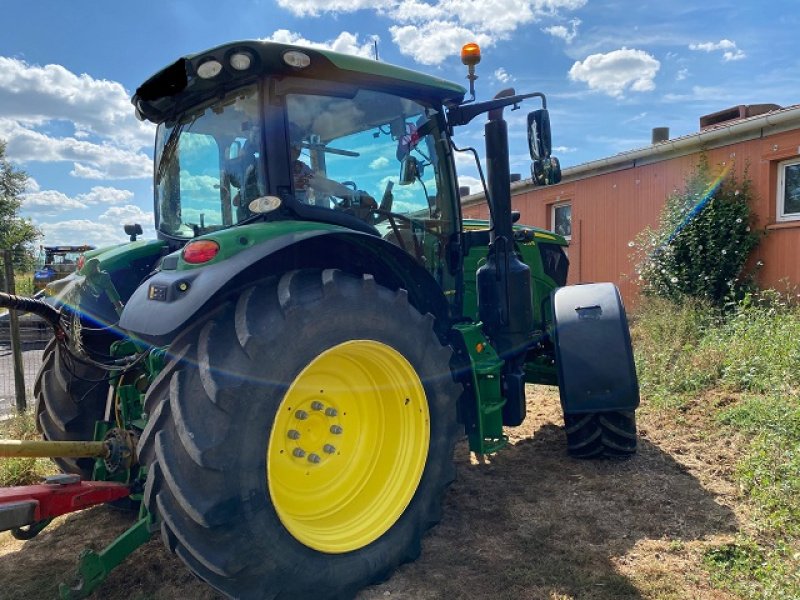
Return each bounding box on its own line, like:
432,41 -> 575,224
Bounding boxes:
267,340 -> 430,553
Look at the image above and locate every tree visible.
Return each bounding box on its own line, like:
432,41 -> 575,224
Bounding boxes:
633,155 -> 761,306
0,140 -> 39,274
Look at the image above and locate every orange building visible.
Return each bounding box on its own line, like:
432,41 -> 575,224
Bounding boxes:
461,104 -> 800,306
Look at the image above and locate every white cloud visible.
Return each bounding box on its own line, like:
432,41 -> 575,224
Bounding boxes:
689,39 -> 736,52
0,118 -> 151,180
457,175 -> 483,195
568,48 -> 660,98
275,0 -> 391,16
23,186 -> 135,213
494,68 -> 514,84
273,0 -> 586,65
37,205 -> 154,247
0,57 -> 152,148
553,145 -> 576,153
24,190 -> 88,211
689,39 -> 746,62
389,22 -> 492,66
98,204 -> 151,225
26,177 -> 40,193
662,85 -> 730,103
0,56 -> 154,181
543,18 -> 580,43
370,156 -> 390,170
676,67 -> 689,81
723,49 -> 746,62
263,30 -> 379,59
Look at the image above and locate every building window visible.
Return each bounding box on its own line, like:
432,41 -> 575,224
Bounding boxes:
778,157 -> 800,221
551,202 -> 572,239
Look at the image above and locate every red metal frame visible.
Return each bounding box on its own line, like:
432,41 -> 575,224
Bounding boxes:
0,481 -> 130,532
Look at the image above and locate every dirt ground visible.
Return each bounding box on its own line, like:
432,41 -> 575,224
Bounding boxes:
0,386 -> 747,600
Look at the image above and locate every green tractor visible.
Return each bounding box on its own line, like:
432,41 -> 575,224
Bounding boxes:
23,39 -> 638,599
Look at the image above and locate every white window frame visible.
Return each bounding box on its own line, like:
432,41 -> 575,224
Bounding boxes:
551,202 -> 572,241
777,157 -> 800,222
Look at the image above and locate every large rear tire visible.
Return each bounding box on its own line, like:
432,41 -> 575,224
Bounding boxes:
34,338 -> 109,478
137,269 -> 460,599
563,411 -> 636,458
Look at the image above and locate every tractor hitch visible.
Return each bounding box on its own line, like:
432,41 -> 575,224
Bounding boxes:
59,511 -> 153,600
0,475 -> 131,538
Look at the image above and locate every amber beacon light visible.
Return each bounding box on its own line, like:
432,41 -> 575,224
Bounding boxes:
460,43 -> 481,67
460,43 -> 481,100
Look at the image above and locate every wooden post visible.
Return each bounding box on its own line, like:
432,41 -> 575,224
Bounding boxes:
3,250 -> 26,412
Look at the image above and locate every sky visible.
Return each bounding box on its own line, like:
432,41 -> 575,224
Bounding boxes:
1,0 -> 797,248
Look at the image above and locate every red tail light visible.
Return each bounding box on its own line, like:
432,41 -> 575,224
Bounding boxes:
183,240 -> 220,264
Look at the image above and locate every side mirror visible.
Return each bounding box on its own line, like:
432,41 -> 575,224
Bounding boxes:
124,223 -> 143,242
527,109 -> 552,160
399,156 -> 421,185
531,156 -> 562,186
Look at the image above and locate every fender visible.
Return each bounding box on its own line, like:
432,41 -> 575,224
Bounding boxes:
119,223 -> 452,346
551,282 -> 639,414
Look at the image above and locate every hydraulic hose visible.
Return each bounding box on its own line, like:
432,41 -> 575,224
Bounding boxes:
0,291 -> 62,330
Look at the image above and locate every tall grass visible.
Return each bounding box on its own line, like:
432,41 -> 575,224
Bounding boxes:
634,291 -> 800,599
0,411 -> 55,487
634,291 -> 800,406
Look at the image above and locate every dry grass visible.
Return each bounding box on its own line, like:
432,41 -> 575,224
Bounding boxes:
0,386 -> 751,599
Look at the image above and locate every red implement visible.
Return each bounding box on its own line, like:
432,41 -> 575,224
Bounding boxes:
0,475 -> 130,533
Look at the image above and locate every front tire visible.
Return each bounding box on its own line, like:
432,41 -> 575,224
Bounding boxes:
138,269 -> 460,599
563,411 -> 637,458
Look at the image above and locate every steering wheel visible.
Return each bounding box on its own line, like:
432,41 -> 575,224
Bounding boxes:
369,209 -> 446,263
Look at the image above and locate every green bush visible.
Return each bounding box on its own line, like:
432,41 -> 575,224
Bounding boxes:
633,155 -> 761,306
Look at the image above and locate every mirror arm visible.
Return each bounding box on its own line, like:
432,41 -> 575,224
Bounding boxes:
447,92 -> 547,129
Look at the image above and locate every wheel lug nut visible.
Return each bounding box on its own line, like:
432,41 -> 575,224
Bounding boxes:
287,430 -> 300,440
308,453 -> 321,464
311,401 -> 324,411
323,444 -> 336,454
325,407 -> 338,417
330,425 -> 343,435
295,410 -> 308,420
293,448 -> 306,458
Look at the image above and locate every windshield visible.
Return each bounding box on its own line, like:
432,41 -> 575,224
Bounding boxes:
286,88 -> 458,276
154,85 -> 265,238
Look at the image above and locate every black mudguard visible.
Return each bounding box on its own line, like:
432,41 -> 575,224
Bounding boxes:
551,282 -> 639,414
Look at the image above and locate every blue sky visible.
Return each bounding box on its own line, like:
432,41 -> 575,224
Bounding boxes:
1,0 -> 797,247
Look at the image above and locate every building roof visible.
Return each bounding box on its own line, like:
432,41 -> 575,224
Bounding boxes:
461,103 -> 800,206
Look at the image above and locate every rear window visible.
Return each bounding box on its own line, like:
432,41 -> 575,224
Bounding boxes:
538,242 -> 569,286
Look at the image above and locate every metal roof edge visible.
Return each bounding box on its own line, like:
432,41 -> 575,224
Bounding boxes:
460,104 -> 800,207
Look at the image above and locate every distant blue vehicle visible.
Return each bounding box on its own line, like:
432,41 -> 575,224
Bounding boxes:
33,245 -> 94,292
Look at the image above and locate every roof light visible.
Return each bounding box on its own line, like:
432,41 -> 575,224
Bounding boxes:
183,240 -> 220,264
197,59 -> 223,79
283,51 -> 311,69
230,52 -> 252,71
461,43 -> 481,67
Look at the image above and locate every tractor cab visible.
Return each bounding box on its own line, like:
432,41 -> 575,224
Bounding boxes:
140,42 -> 464,296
